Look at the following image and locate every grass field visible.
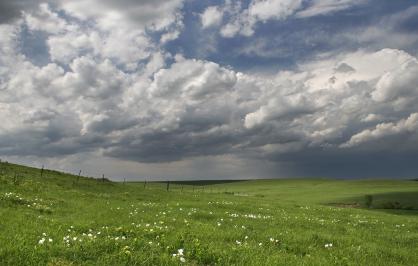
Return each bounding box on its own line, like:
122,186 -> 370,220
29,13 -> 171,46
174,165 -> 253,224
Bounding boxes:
0,161 -> 417,265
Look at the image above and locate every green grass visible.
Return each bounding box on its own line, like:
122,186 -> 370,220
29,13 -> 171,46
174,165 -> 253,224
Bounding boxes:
0,162 -> 417,265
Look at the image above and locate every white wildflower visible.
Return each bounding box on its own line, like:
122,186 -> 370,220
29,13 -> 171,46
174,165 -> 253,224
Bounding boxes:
178,249 -> 184,256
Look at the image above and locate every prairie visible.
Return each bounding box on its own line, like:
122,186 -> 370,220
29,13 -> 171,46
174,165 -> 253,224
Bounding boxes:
0,162 -> 417,265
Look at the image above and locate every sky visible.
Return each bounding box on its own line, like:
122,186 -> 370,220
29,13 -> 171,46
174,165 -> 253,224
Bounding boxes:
1,0 -> 418,180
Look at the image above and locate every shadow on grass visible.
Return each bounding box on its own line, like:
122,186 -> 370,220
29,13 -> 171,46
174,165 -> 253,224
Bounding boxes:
330,191 -> 418,215
169,180 -> 248,186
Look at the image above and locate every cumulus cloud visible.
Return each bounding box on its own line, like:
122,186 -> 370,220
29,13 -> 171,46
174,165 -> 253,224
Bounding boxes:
373,56 -> 418,103
149,59 -> 236,99
24,3 -> 72,34
244,94 -> 315,129
201,6 -> 224,28
1,1 -> 418,178
3,12 -> 418,165
342,113 -> 418,148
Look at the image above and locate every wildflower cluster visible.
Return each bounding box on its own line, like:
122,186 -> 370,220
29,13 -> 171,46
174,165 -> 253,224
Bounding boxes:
38,233 -> 53,245
172,248 -> 186,263
1,192 -> 52,212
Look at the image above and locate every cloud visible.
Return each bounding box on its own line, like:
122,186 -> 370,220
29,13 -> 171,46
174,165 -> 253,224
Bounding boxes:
104,58 -> 240,162
220,0 -> 303,38
24,3 -> 72,34
373,55 -> 418,103
0,0 -> 42,23
228,3 -> 418,68
341,113 -> 418,148
1,1 -> 418,179
296,0 -> 367,18
201,6 -> 224,28
58,0 -> 184,31
244,94 -> 316,129
149,58 -> 237,99
249,0 -> 303,22
3,17 -> 418,166
20,3 -> 169,70
213,0 -> 366,38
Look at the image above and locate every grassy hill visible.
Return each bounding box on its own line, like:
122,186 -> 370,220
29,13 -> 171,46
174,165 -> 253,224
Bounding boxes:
0,161 -> 417,265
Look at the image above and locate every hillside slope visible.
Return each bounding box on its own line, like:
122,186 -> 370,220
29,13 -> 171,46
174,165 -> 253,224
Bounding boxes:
0,162 -> 417,265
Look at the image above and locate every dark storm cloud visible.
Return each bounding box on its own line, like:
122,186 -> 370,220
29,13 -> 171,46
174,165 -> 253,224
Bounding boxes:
0,0 -> 42,23
87,114 -> 139,134
0,112 -> 104,157
270,148 -> 418,179
105,128 -> 241,163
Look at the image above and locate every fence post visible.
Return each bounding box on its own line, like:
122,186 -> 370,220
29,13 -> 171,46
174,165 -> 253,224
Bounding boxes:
144,180 -> 147,189
166,181 -> 170,191
102,174 -> 105,182
40,165 -> 44,178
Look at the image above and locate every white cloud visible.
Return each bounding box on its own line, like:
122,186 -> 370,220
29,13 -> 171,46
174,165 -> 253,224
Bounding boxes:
373,55 -> 418,102
244,93 -> 314,129
220,0 -> 302,38
24,3 -> 72,34
149,58 -> 237,100
23,3 -> 160,70
214,0 -> 368,38
249,0 -> 302,22
342,113 -> 418,147
296,0 -> 367,18
201,6 -> 223,28
220,22 -> 243,38
47,31 -> 99,64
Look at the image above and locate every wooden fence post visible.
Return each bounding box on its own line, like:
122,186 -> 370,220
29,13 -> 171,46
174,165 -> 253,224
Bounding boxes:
40,165 -> 44,178
166,181 -> 170,191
